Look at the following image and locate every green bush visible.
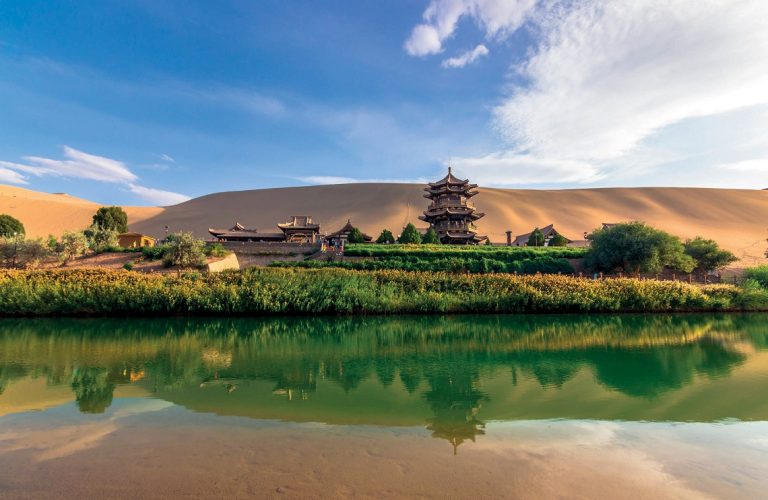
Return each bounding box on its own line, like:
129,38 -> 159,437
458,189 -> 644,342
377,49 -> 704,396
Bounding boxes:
376,229 -> 396,244
163,232 -> 206,268
0,214 -> 24,237
398,223 -> 421,244
345,244 -> 586,260
142,245 -> 167,261
422,228 -> 440,245
204,243 -> 229,258
744,265 -> 768,288
92,206 -> 128,233
0,268 -> 761,316
123,262 -> 134,271
586,222 -> 695,275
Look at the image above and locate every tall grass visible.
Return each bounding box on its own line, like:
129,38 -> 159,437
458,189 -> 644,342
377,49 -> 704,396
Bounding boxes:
0,268 -> 762,316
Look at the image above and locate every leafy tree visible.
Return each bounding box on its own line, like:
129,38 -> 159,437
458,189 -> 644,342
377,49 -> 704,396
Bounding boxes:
0,214 -> 24,237
347,227 -> 366,244
586,222 -> 695,275
549,233 -> 569,247
527,228 -> 545,247
0,236 -> 49,269
59,231 -> 90,263
92,206 -> 128,233
163,231 -> 206,268
422,227 -> 441,244
398,223 -> 422,244
376,229 -> 396,244
484,238 -> 492,246
85,225 -> 119,253
683,237 -> 737,273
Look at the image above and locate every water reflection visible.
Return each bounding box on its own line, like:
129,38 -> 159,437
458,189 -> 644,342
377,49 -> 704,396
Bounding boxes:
1,314 -> 767,453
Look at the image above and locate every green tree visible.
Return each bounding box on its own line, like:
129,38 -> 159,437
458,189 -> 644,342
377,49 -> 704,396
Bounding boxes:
347,227 -> 366,244
163,231 -> 206,268
59,231 -> 89,264
422,227 -> 441,244
549,233 -> 568,247
398,223 -> 422,244
527,228 -> 545,247
0,236 -> 49,269
92,206 -> 128,233
683,237 -> 737,273
0,214 -> 24,237
85,225 -> 119,253
484,238 -> 492,246
586,222 -> 695,275
376,229 -> 396,244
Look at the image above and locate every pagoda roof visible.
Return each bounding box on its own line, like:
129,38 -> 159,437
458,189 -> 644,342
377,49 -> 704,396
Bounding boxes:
427,167 -> 471,187
327,219 -> 373,241
277,215 -> 320,231
511,224 -> 573,246
209,222 -> 260,238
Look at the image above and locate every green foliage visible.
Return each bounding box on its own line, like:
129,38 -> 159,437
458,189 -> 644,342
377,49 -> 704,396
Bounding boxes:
527,228 -> 545,247
0,214 -> 24,237
59,231 -> 89,263
484,238 -> 493,246
0,268 -> 762,316
163,231 -> 206,268
549,233 -> 569,247
275,255 -> 575,274
683,237 -> 738,273
92,206 -> 128,233
422,228 -> 440,245
204,243 -> 229,258
142,245 -> 167,261
123,262 -> 134,271
0,236 -> 49,269
744,265 -> 768,288
345,244 -> 586,260
586,222 -> 695,275
347,227 -> 366,244
85,225 -> 119,253
376,229 -> 396,244
398,223 -> 422,244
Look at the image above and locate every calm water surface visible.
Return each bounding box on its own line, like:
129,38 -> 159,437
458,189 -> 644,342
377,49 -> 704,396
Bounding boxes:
1,314 -> 767,499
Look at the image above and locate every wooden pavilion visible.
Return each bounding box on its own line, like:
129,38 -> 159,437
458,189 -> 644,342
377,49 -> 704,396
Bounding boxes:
419,168 -> 487,244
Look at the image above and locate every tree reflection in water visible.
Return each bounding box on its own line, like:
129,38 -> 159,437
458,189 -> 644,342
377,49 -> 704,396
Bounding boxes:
0,314 -> 766,452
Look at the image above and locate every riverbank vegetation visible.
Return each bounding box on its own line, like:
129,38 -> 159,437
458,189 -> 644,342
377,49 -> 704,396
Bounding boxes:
0,267 -> 765,316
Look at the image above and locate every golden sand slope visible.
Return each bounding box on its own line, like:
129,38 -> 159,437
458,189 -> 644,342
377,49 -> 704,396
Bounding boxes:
3,183 -> 767,264
0,184 -> 160,237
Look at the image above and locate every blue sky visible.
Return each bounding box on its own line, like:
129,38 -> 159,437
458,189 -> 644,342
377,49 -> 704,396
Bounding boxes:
1,0 -> 767,205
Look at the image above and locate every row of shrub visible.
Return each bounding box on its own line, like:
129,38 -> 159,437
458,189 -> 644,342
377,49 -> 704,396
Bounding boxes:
344,244 -> 587,260
274,255 -> 575,274
0,268 -> 763,316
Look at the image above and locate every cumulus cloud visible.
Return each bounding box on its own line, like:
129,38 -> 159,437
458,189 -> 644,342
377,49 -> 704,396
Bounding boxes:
404,0 -> 536,56
495,0 -> 768,162
442,44 -> 489,68
0,146 -> 190,205
405,0 -> 768,187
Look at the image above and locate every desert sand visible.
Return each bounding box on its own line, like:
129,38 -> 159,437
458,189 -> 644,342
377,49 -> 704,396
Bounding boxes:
3,182 -> 767,264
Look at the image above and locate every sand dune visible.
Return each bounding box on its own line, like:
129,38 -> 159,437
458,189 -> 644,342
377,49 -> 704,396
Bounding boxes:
0,184 -> 160,238
3,183 -> 767,265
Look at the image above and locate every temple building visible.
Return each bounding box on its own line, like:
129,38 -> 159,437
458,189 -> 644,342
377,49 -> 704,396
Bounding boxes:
277,216 -> 321,243
419,168 -> 487,244
326,219 -> 373,245
511,224 -> 573,247
208,222 -> 283,242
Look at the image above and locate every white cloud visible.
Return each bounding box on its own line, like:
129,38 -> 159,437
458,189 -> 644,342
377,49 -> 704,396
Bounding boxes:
404,0 -> 536,56
128,184 -> 191,205
158,153 -> 175,163
0,165 -> 29,185
2,146 -> 137,183
717,159 -> 768,173
0,146 -> 190,205
452,152 -> 603,185
494,0 -> 768,162
442,44 -> 489,68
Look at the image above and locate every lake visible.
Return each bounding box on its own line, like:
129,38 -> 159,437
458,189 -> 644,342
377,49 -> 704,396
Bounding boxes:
1,314 -> 767,499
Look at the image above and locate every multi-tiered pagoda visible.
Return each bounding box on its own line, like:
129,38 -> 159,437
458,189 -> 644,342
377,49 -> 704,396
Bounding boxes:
419,168 -> 487,244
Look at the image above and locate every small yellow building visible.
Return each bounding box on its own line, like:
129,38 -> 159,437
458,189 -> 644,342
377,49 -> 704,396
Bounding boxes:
118,232 -> 156,248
